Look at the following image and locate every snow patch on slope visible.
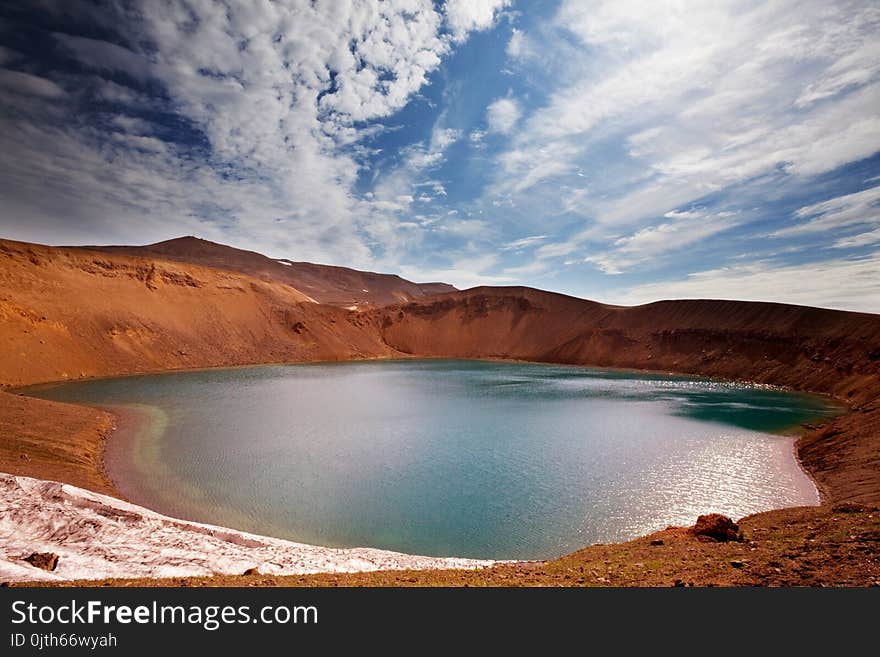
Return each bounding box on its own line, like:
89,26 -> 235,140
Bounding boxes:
0,473 -> 495,583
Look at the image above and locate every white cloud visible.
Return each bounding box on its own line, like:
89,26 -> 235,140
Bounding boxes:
833,228 -> 880,249
400,253 -> 512,289
663,210 -> 703,221
616,254 -> 880,313
506,28 -> 525,58
0,1 -> 504,267
358,120 -> 465,260
584,210 -> 740,274
436,219 -> 490,238
0,68 -> 65,99
612,214 -> 729,254
501,235 -> 548,251
795,40 -> 880,108
444,0 -> 512,41
469,129 -> 487,148
109,115 -> 155,135
54,33 -> 153,83
502,260 -> 549,277
535,240 -> 581,260
488,0 -> 880,239
371,126 -> 460,206
486,97 -> 521,134
774,185 -> 880,237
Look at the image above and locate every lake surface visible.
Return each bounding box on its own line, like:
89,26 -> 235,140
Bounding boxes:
27,360 -> 840,560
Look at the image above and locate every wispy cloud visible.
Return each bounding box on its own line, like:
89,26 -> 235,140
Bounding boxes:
0,68 -> 65,98
773,185 -> 880,237
399,253 -> 513,289
488,0 -> 880,238
584,209 -> 741,275
501,235 -> 547,251
617,254 -> 880,313
506,28 -> 526,59
832,228 -> 880,249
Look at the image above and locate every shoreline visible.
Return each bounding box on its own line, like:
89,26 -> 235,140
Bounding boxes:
794,433 -> 829,506
99,402 -> 162,506
8,353 -> 851,402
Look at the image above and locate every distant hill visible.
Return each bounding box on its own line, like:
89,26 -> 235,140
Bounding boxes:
83,236 -> 456,308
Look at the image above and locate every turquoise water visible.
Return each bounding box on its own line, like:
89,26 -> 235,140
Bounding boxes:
26,360 -> 839,560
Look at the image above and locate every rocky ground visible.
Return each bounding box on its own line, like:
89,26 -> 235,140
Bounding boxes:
15,504 -> 879,588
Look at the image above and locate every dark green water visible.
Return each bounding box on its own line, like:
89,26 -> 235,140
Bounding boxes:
26,360 -> 840,560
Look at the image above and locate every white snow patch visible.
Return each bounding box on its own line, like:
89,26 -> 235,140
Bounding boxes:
361,289 -> 369,292
0,473 -> 495,583
277,260 -> 292,266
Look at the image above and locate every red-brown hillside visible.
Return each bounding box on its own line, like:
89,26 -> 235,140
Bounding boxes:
0,238 -> 395,388
84,236 -> 455,308
373,285 -> 880,403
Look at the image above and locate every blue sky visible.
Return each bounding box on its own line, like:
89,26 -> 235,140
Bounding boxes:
0,1 -> 878,312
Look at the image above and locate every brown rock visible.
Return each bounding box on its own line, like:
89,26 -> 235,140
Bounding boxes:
23,552 -> 59,571
691,514 -> 741,542
650,539 -> 664,546
832,503 -> 869,514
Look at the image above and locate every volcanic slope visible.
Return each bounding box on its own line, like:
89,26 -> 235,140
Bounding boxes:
84,236 -> 455,308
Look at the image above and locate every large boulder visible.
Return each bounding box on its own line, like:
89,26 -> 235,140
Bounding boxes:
691,514 -> 740,542
23,552 -> 59,571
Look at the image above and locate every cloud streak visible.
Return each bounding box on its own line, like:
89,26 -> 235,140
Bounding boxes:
774,185 -> 880,237
490,0 -> 880,231
617,255 -> 880,313
584,209 -> 740,275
